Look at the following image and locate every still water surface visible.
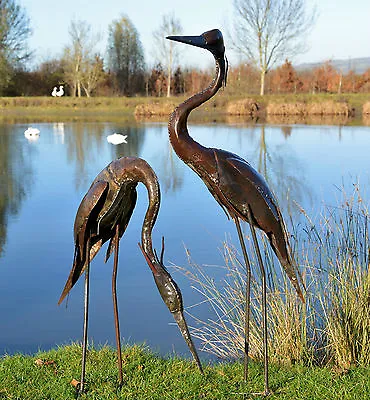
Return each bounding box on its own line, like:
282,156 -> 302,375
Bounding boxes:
1,121 -> 370,359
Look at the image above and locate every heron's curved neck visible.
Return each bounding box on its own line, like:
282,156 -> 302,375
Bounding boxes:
169,56 -> 225,161
141,171 -> 160,263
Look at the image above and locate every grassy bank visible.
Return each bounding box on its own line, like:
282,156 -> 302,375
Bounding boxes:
1,343 -> 369,399
0,93 -> 369,120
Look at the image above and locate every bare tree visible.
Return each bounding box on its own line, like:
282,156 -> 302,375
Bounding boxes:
63,20 -> 102,97
231,0 -> 316,95
80,55 -> 105,97
153,13 -> 182,97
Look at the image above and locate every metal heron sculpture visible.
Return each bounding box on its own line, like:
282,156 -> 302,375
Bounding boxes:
167,29 -> 304,395
58,157 -> 203,394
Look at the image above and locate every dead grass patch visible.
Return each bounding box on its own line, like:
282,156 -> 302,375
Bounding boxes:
363,102 -> 370,115
134,102 -> 176,117
226,98 -> 259,116
267,101 -> 354,116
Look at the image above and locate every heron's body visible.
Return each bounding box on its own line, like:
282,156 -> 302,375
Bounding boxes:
168,45 -> 302,299
167,29 -> 303,394
59,158 -> 140,301
59,156 -> 202,393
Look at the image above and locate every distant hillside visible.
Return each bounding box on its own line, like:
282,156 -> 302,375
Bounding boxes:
296,57 -> 370,74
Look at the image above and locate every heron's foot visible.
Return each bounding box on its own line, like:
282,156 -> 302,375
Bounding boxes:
232,383 -> 272,399
117,379 -> 124,390
250,388 -> 272,397
70,378 -> 84,398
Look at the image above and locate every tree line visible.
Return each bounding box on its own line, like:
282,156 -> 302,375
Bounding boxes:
1,0 -> 369,97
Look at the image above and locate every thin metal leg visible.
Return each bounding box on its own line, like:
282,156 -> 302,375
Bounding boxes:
112,225 -> 123,386
234,217 -> 251,382
79,238 -> 91,395
245,206 -> 270,396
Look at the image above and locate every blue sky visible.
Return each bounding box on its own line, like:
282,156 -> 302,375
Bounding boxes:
22,0 -> 370,69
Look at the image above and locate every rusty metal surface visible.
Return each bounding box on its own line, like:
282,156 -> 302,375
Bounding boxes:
59,156 -> 202,393
167,29 -> 304,393
167,30 -> 303,299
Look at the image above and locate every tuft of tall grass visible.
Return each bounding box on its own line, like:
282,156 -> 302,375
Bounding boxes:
305,184 -> 370,368
175,239 -> 311,366
175,184 -> 370,369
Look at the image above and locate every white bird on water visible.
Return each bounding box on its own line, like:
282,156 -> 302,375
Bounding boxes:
24,127 -> 40,140
106,133 -> 127,145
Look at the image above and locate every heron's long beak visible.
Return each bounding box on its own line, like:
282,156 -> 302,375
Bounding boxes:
172,310 -> 204,374
166,35 -> 206,49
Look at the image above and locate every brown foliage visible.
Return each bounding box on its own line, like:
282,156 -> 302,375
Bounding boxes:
227,63 -> 260,95
270,59 -> 303,93
183,68 -> 212,95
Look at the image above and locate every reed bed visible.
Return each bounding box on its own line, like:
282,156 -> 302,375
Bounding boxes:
267,101 -> 353,116
363,102 -> 370,115
134,102 -> 176,117
226,98 -> 259,116
174,184 -> 370,369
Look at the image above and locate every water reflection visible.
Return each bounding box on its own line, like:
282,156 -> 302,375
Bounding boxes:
0,121 -> 370,359
53,123 -> 65,144
63,124 -> 147,189
0,124 -> 35,257
255,125 -> 312,216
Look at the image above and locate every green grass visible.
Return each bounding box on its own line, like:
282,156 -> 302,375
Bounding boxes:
0,344 -> 369,399
0,93 -> 368,117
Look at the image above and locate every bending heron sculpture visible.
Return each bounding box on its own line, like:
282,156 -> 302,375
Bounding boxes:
58,157 -> 203,394
167,29 -> 304,395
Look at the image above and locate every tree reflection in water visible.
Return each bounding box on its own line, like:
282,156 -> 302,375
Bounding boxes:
0,124 -> 35,257
64,123 -> 146,190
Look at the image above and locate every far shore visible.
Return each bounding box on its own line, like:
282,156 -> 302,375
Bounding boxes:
0,94 -> 369,125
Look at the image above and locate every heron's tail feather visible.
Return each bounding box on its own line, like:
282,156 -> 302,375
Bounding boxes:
58,245 -> 83,305
58,238 -> 103,305
105,237 -> 115,263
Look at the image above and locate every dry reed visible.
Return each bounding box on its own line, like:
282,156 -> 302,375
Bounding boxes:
267,101 -> 353,116
173,184 -> 370,368
363,102 -> 370,115
134,102 -> 176,117
226,99 -> 259,116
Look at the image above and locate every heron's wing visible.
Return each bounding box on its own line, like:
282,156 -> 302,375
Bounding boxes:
214,151 -> 280,223
104,187 -> 137,263
58,180 -> 109,305
215,152 -> 304,301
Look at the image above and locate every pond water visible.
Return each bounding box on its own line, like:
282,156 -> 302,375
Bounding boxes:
1,120 -> 370,360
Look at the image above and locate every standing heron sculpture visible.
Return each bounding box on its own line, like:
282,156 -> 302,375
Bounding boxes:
167,29 -> 304,395
58,156 -> 203,394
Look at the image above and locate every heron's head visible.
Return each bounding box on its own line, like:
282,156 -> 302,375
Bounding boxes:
167,29 -> 225,59
167,29 -> 227,86
138,238 -> 182,313
138,239 -> 204,374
